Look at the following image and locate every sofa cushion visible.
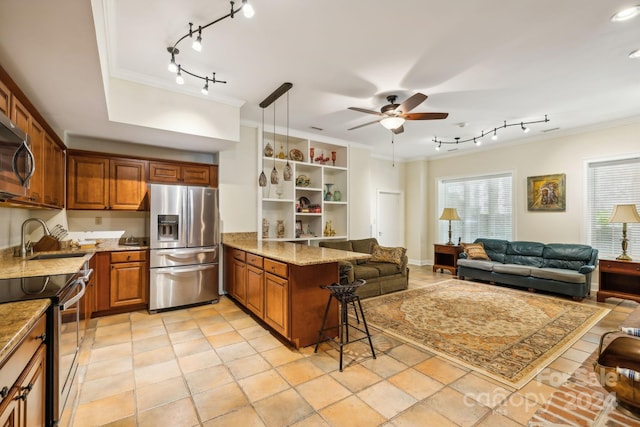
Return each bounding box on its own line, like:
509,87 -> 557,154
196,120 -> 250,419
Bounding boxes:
351,238 -> 378,264
370,244 -> 406,265
505,241 -> 544,267
457,258 -> 495,271
492,263 -> 532,276
353,265 -> 381,280
474,238 -> 508,263
368,262 -> 402,276
462,242 -> 490,260
530,267 -> 587,284
543,244 -> 594,271
319,240 -> 354,252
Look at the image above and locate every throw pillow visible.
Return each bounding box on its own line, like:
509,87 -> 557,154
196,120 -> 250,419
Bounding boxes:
370,244 -> 406,266
463,243 -> 491,260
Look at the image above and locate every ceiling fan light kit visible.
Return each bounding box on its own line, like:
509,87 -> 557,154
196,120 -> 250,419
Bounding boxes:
432,115 -> 549,150
380,116 -> 405,130
165,0 -> 254,93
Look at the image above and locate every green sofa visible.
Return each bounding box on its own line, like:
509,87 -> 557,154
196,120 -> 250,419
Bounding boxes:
319,238 -> 409,298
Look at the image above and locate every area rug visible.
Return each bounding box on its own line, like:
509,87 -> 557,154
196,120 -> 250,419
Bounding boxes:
359,279 -> 610,388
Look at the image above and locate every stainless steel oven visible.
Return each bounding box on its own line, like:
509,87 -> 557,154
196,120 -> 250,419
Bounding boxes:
0,265 -> 91,426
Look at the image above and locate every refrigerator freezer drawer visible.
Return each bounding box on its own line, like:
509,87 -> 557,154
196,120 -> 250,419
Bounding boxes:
149,263 -> 219,311
150,247 -> 218,268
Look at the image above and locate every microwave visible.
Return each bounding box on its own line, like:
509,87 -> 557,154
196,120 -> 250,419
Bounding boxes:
0,111 -> 34,199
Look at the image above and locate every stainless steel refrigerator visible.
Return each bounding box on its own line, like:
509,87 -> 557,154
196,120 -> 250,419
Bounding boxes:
149,183 -> 219,311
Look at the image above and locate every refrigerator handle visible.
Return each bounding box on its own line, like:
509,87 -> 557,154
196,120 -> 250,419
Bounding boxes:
153,247 -> 218,256
155,265 -> 216,275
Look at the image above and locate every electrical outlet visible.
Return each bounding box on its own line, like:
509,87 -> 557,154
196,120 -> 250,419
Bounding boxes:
95,216 -> 102,225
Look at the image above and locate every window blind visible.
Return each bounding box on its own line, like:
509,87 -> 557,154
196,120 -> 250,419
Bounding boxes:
438,172 -> 513,244
587,157 -> 640,258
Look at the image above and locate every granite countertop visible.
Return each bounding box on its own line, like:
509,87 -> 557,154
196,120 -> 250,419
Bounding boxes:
0,299 -> 50,362
0,238 -> 150,280
223,235 -> 370,266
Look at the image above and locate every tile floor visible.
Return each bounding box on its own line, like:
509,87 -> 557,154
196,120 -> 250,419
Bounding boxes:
70,266 -> 636,427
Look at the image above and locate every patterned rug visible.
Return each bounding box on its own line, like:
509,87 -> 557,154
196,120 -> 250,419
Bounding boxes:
359,279 -> 610,388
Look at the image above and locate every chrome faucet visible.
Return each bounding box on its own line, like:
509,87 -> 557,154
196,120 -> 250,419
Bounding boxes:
18,218 -> 51,258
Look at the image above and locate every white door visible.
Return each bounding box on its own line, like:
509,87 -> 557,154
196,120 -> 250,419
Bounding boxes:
376,190 -> 404,246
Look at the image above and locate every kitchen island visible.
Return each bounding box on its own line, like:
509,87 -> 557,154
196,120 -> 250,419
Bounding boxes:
223,234 -> 370,348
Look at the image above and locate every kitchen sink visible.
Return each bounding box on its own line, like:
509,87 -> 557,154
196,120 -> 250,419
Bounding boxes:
29,252 -> 87,260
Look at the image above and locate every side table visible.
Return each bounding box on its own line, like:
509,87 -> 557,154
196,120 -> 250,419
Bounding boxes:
597,259 -> 640,303
433,244 -> 463,276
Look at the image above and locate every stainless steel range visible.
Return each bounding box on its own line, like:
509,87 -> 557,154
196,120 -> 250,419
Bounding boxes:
149,184 -> 220,311
0,266 -> 92,426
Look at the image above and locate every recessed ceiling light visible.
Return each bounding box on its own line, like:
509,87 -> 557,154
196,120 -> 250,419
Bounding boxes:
611,5 -> 640,22
629,49 -> 640,59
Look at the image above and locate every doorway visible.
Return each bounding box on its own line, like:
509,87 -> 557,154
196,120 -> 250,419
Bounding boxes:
376,190 -> 404,246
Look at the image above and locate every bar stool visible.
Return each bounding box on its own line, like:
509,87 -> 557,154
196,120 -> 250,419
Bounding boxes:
314,278 -> 376,371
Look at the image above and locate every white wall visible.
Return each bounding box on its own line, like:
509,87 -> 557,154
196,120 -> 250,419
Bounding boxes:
348,146 -> 373,239
0,206 -> 30,249
422,121 -> 640,263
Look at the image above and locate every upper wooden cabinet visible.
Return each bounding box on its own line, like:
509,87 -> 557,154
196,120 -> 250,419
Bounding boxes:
149,161 -> 217,186
67,153 -> 147,210
0,79 -> 10,116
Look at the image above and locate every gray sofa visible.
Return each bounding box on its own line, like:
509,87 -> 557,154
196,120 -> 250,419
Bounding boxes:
457,238 -> 598,300
319,238 -> 409,298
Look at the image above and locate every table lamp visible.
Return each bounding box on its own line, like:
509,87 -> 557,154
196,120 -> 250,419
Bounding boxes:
608,204 -> 640,261
439,208 -> 461,245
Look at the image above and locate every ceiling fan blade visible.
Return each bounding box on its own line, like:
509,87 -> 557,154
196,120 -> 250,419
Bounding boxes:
392,125 -> 405,135
348,119 -> 381,131
394,93 -> 427,114
403,112 -> 449,120
348,107 -> 385,117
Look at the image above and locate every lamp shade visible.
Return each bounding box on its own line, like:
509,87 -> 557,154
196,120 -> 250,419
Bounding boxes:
608,204 -> 640,223
439,208 -> 461,221
380,116 -> 405,130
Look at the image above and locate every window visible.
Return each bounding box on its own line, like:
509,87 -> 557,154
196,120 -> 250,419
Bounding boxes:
587,157 -> 640,258
438,172 -> 513,244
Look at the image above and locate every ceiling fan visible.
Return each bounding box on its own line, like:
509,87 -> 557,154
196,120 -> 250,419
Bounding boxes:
348,93 -> 448,134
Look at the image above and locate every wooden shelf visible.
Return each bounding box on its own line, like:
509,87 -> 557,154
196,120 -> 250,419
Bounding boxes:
433,244 -> 463,276
597,258 -> 640,303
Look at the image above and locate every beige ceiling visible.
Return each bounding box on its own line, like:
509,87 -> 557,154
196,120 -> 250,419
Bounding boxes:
1,0 -> 639,160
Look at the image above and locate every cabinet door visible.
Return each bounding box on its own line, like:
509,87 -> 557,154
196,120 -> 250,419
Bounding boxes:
0,386 -> 19,426
109,158 -> 148,210
181,165 -> 210,185
17,345 -> 46,427
231,259 -> 247,304
10,97 -> 30,135
110,261 -> 147,308
148,161 -> 181,183
246,265 -> 264,318
24,118 -> 45,205
264,272 -> 288,337
67,155 -> 109,209
44,134 -> 64,208
94,252 -> 111,312
0,79 -> 10,116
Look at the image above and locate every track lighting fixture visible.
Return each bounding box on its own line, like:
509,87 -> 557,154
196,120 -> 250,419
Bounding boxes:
166,1 -> 254,93
433,115 -> 549,150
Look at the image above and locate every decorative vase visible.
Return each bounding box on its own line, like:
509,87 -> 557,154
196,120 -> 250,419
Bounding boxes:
324,183 -> 334,201
264,142 -> 273,157
333,190 -> 341,201
277,220 -> 285,238
262,218 -> 269,238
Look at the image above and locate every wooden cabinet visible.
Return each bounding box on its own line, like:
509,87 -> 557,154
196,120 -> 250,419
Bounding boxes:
94,251 -> 148,316
67,153 -> 147,210
25,117 -> 45,205
597,259 -> 640,303
43,134 -> 64,208
227,248 -> 247,304
149,161 -> 214,186
0,313 -> 47,427
433,244 -> 463,276
265,269 -> 288,338
246,254 -> 264,318
0,79 -> 10,116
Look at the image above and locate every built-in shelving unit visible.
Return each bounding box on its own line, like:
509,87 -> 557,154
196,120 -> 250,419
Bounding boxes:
259,133 -> 349,244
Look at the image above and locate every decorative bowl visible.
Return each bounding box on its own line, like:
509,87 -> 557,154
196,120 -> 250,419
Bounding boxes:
296,175 -> 311,187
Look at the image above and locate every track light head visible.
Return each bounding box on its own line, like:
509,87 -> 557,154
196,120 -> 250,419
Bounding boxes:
242,0 -> 255,18
176,66 -> 184,85
491,130 -> 498,141
521,122 -> 530,133
201,77 -> 209,95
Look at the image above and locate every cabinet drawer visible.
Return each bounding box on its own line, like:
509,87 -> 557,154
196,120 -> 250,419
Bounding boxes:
599,260 -> 640,275
231,249 -> 246,262
0,314 -> 46,397
247,253 -> 263,268
111,251 -> 147,263
264,259 -> 288,278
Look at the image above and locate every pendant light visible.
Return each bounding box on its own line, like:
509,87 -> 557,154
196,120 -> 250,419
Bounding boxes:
258,108 -> 267,187
283,91 -> 293,181
270,101 -> 279,185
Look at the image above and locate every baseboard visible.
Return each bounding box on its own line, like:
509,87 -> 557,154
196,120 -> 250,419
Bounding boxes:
408,258 -> 433,266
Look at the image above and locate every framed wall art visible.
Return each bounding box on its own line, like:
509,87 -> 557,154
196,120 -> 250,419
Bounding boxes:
527,173 -> 566,211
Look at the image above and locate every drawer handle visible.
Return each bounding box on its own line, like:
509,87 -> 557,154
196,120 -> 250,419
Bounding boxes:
36,333 -> 46,342
0,386 -> 8,398
18,383 -> 33,400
